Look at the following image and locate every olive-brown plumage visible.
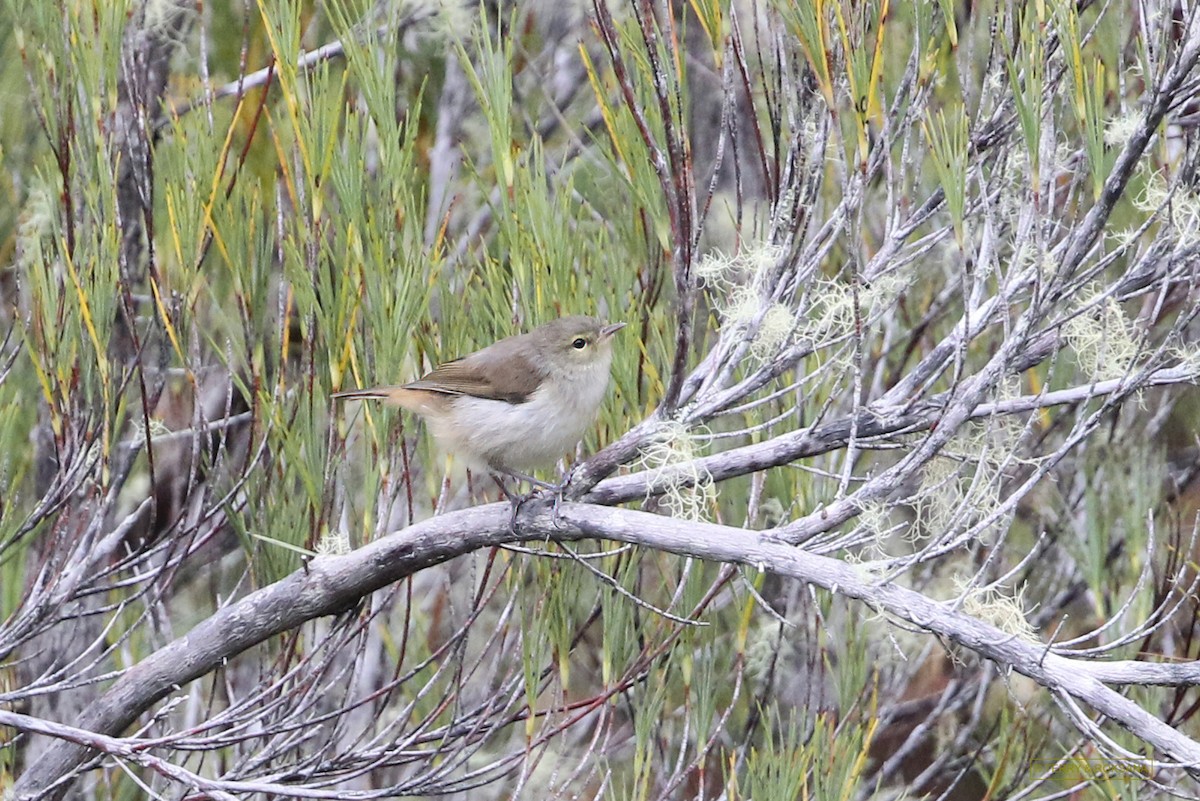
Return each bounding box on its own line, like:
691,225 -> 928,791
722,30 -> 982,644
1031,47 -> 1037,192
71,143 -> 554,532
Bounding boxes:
333,316 -> 624,474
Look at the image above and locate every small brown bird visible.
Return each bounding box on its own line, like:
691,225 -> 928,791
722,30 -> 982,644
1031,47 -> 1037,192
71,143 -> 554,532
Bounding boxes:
333,316 -> 625,480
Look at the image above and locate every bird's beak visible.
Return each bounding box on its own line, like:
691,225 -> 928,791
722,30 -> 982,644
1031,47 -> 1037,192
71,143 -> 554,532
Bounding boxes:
599,322 -> 627,340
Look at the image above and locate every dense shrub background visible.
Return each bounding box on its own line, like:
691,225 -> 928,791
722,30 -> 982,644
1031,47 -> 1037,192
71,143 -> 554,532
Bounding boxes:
3,1 -> 1200,798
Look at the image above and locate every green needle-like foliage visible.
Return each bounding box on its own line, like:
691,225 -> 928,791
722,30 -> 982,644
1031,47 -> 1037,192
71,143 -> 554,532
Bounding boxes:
4,1 -> 1200,799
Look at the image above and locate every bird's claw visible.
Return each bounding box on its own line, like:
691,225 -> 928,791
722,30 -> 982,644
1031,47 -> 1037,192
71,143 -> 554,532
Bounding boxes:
493,473 -> 568,533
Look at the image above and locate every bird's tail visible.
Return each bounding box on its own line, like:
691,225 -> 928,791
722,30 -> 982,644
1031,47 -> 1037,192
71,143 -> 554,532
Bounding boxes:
332,387 -> 428,412
331,388 -> 395,402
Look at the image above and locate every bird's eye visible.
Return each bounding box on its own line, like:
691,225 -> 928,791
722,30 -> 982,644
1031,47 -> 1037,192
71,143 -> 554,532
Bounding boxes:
572,337 -> 588,350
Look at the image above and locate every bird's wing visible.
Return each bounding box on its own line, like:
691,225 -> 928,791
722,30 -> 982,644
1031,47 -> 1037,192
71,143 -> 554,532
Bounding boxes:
404,342 -> 542,404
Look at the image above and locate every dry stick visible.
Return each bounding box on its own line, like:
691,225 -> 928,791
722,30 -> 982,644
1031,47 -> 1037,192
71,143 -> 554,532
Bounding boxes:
586,365 -> 1198,506
14,499 -> 1200,799
19,7 -> 1200,798
591,0 -> 693,412
159,7 -> 443,130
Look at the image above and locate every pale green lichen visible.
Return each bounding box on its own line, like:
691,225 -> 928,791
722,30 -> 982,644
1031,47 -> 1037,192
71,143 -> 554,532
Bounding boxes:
943,413 -> 1027,468
700,242 -> 786,297
751,303 -> 796,361
744,619 -> 787,683
1132,172 -> 1200,246
368,0 -> 482,45
914,453 -> 1003,544
695,250 -> 739,291
1063,295 -> 1140,382
842,548 -> 892,582
955,577 -> 1038,642
723,284 -> 761,326
128,419 -> 175,449
1103,112 -> 1144,149
1106,225 -> 1142,250
915,457 -> 965,539
701,242 -> 798,363
15,181 -> 56,274
1039,251 -> 1064,281
315,529 -> 352,556
142,0 -> 195,48
636,420 -> 716,522
856,499 -> 899,543
1173,343 -> 1200,378
798,272 -> 908,346
702,240 -> 908,364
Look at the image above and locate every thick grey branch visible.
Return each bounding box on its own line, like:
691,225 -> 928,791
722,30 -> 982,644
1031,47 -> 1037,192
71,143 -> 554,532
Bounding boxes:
15,500 -> 1200,797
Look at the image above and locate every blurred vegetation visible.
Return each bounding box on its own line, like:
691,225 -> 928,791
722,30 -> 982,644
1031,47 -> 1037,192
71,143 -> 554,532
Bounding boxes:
2,0 -> 1200,799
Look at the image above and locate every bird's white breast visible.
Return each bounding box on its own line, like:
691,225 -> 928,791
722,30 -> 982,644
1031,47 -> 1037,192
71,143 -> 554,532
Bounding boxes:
429,355 -> 612,473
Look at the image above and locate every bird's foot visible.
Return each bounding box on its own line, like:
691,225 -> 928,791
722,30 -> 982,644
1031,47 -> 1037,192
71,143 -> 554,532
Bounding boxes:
492,475 -> 527,533
511,471 -> 572,529
504,471 -> 562,492
493,472 -> 568,532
